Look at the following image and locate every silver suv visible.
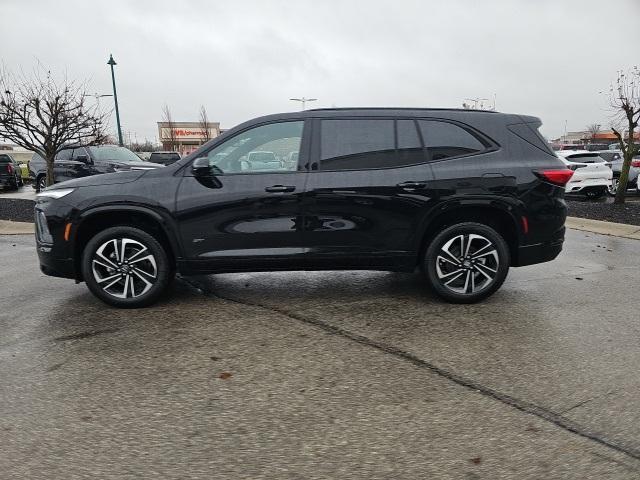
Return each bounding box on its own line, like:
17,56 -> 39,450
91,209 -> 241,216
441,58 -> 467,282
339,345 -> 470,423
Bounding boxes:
597,150 -> 640,196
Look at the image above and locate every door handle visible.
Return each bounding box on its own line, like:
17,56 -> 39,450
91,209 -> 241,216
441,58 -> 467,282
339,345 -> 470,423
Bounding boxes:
397,181 -> 427,190
265,185 -> 296,193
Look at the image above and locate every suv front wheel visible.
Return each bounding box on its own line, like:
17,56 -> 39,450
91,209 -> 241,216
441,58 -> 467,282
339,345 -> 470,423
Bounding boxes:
423,222 -> 510,303
82,226 -> 174,308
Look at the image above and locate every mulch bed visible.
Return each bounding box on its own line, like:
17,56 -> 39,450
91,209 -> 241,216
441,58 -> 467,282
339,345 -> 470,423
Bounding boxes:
567,199 -> 640,227
0,198 -> 35,223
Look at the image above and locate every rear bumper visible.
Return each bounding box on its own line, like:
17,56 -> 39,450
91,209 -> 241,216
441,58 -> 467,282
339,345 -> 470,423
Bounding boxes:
0,175 -> 16,186
514,227 -> 565,267
565,177 -> 610,193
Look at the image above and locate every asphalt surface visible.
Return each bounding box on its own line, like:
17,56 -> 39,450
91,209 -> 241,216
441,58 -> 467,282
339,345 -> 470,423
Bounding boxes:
2,231 -> 640,479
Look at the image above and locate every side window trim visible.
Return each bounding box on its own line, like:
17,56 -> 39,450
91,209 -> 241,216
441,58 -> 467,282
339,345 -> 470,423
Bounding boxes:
185,119 -> 310,176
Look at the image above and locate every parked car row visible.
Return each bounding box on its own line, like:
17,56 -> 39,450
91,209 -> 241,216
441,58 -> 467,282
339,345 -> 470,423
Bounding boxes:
556,149 -> 640,198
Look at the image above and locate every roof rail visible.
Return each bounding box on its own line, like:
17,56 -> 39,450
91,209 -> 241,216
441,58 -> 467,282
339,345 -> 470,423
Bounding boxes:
307,107 -> 499,113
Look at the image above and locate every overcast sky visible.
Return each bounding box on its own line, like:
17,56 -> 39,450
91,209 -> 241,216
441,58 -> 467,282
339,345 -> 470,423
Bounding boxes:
1,0 -> 639,142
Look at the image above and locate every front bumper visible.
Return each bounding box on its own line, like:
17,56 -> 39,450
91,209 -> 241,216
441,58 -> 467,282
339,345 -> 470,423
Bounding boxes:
35,199 -> 77,280
37,245 -> 76,279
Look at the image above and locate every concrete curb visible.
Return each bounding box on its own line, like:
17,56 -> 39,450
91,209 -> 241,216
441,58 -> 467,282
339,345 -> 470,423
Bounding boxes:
1,217 -> 639,241
565,217 -> 640,241
0,220 -> 34,235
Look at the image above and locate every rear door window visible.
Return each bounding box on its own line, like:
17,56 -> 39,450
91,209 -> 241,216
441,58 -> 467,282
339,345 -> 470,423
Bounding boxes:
319,118 -> 428,170
419,120 -> 485,160
320,119 -> 395,170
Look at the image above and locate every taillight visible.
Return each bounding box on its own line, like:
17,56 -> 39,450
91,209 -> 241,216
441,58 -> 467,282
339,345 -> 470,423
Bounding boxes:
631,160 -> 640,168
6,162 -> 13,174
535,169 -> 574,186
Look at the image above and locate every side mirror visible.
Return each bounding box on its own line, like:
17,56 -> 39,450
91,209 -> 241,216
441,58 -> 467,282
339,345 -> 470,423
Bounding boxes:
191,157 -> 211,177
191,157 -> 222,188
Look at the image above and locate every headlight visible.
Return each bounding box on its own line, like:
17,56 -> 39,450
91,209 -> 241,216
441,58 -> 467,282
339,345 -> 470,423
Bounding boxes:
36,188 -> 75,199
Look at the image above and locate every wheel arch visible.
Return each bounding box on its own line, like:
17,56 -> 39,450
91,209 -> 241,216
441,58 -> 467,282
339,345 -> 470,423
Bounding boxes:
416,200 -> 523,266
73,205 -> 181,281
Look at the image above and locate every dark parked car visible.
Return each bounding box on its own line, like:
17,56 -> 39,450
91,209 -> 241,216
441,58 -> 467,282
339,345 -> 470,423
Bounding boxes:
148,151 -> 181,166
0,153 -> 24,190
30,145 -> 164,192
34,108 -> 571,308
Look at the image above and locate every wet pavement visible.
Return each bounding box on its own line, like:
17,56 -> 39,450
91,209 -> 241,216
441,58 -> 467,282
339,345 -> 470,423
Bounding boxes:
2,230 -> 640,479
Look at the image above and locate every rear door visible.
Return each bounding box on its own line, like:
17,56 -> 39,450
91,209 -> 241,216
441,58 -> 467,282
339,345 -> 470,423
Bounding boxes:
302,117 -> 435,267
52,148 -> 75,183
175,120 -> 310,267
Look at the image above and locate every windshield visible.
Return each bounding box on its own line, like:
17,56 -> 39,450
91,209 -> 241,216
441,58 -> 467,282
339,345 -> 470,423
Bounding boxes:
89,146 -> 141,162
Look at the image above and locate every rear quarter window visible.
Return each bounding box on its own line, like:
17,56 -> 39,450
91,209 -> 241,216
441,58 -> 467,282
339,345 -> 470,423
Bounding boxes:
418,120 -> 486,160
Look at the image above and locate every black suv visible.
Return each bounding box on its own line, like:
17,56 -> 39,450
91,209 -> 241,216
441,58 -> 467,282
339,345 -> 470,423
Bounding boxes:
30,145 -> 163,191
35,108 -> 571,308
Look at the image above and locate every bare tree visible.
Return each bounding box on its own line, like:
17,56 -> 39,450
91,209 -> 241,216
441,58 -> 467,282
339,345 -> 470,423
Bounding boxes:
198,105 -> 211,145
609,67 -> 640,204
585,123 -> 601,139
0,66 -> 107,186
161,103 -> 177,151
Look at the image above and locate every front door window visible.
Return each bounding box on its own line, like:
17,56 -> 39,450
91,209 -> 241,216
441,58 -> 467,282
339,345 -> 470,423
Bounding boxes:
206,121 -> 304,174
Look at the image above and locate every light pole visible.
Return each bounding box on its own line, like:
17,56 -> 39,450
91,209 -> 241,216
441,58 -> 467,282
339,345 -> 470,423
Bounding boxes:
107,54 -> 124,146
290,97 -> 317,110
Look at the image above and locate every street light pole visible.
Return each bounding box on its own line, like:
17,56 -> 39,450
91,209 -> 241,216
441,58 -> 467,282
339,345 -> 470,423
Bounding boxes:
107,54 -> 124,146
290,97 -> 317,110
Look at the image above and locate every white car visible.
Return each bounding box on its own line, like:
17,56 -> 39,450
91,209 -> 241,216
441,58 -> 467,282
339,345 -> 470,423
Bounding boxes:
556,150 -> 612,198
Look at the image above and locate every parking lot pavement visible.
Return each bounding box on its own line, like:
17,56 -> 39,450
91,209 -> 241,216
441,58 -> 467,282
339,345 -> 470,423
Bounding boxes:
2,231 -> 640,478
0,185 -> 36,200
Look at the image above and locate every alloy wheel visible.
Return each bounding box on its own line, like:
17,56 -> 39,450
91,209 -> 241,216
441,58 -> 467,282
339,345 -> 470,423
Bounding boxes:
91,237 -> 158,299
38,176 -> 47,191
608,177 -> 619,196
435,233 -> 499,295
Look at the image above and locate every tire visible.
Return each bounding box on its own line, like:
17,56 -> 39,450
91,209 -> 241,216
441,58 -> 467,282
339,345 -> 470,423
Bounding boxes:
423,222 -> 510,304
36,175 -> 47,192
81,226 -> 174,308
586,188 -> 605,199
8,175 -> 19,191
607,176 -> 619,196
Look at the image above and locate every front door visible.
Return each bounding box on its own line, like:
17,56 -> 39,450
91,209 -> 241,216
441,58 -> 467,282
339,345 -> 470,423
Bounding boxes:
175,120 -> 309,269
302,117 -> 435,268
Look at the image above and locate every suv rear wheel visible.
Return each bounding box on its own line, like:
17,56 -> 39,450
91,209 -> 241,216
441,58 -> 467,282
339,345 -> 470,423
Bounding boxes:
423,222 -> 510,303
82,226 -> 174,308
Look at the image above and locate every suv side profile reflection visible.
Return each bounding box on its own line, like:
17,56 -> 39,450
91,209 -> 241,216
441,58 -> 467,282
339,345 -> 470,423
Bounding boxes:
34,108 -> 571,308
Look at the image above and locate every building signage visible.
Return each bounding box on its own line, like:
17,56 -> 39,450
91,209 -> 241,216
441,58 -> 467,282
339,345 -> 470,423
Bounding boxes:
160,127 -> 216,140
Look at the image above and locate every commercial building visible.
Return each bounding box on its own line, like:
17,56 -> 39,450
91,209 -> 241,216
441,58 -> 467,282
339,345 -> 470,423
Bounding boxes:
157,121 -> 221,156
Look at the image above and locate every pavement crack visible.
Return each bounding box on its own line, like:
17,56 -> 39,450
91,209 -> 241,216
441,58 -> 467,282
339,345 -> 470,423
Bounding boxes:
181,275 -> 640,464
54,327 -> 120,342
559,389 -> 622,416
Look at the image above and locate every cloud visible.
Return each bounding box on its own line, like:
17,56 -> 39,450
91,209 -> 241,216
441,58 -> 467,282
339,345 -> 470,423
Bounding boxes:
1,0 -> 638,141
